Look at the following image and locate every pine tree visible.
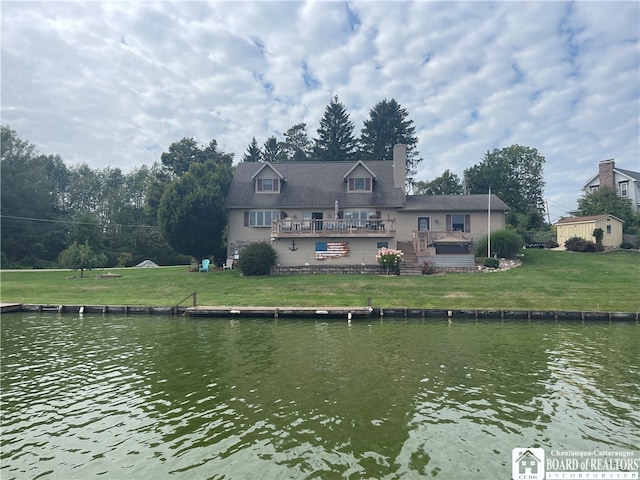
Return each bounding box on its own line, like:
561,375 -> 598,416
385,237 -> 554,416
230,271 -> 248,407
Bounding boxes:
242,137 -> 262,162
262,136 -> 287,163
282,123 -> 312,161
360,98 -> 421,179
313,95 -> 358,161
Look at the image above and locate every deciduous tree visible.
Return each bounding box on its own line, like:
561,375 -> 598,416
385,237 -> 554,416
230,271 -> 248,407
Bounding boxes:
464,145 -> 546,216
578,186 -> 638,232
414,169 -> 463,195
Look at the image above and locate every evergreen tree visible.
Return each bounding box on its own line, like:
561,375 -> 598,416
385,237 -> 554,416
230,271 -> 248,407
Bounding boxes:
262,136 -> 287,163
313,95 -> 358,161
282,123 -> 312,161
242,137 -> 263,162
360,98 -> 421,179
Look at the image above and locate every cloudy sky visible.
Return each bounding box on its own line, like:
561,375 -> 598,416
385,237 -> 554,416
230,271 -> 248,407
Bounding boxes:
2,1 -> 638,221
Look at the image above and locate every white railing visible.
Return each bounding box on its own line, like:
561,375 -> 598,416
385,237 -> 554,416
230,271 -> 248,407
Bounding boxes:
272,219 -> 396,236
413,230 -> 469,252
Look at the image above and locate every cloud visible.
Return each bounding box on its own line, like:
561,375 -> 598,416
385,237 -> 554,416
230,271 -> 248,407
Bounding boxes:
1,0 -> 638,222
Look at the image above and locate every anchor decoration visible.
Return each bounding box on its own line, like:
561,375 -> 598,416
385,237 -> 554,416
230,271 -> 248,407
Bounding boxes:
289,240 -> 298,251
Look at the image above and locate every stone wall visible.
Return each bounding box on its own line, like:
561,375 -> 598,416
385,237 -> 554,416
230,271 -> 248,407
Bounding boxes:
272,264 -> 386,275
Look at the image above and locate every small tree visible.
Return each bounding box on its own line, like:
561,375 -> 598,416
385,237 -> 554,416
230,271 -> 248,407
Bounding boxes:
238,242 -> 277,276
59,241 -> 102,277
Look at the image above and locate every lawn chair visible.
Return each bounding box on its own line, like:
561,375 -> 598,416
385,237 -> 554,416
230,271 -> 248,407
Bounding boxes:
223,258 -> 234,270
199,259 -> 210,272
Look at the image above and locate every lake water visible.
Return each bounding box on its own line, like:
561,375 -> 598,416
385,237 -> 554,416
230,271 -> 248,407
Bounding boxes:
1,313 -> 638,479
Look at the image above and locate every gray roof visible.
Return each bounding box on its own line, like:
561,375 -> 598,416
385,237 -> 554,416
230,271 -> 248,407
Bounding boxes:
402,194 -> 510,212
225,161 -> 405,209
616,167 -> 640,182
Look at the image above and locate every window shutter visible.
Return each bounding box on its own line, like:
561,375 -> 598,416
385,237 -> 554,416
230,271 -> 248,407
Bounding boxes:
348,178 -> 354,191
257,179 -> 263,192
244,211 -> 249,226
465,214 -> 471,232
376,210 -> 381,219
273,179 -> 279,192
365,178 -> 371,191
446,214 -> 452,232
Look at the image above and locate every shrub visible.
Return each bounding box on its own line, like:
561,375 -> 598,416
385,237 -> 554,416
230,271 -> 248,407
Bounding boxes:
376,247 -> 403,274
544,240 -> 559,249
483,257 -> 500,268
564,236 -> 601,252
475,230 -> 523,259
620,242 -> 633,249
421,260 -> 437,275
237,242 -> 277,276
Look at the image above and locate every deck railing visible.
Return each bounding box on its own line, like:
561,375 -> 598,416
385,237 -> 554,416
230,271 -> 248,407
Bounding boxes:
272,218 -> 396,237
413,230 -> 469,252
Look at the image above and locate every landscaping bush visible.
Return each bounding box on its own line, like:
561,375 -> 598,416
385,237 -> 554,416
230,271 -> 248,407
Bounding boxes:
475,230 -> 523,259
620,242 -> 634,249
483,257 -> 500,268
564,236 -> 601,252
421,260 -> 437,275
237,242 -> 277,276
544,240 -> 559,249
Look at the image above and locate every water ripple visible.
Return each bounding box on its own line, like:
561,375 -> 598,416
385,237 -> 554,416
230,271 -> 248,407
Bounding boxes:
1,315 -> 638,479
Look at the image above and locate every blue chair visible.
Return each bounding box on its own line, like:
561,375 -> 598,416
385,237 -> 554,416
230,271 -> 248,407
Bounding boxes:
199,259 -> 210,272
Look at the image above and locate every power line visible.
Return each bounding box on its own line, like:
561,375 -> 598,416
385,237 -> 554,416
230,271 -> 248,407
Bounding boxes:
0,214 -> 158,229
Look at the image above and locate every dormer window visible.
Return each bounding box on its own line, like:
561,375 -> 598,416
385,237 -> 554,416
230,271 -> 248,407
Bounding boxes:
344,160 -> 376,193
349,177 -> 372,192
257,178 -> 279,193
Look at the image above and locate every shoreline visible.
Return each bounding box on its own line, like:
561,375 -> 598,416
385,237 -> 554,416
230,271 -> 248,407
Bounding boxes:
4,303 -> 639,322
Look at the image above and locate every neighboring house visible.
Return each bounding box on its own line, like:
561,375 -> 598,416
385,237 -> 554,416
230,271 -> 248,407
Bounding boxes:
555,214 -> 624,248
582,159 -> 640,212
224,145 -> 509,268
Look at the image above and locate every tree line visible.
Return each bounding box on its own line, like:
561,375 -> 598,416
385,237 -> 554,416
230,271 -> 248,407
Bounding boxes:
4,95 -> 633,270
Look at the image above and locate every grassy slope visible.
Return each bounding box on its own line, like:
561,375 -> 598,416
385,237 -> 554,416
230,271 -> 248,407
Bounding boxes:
1,249 -> 638,312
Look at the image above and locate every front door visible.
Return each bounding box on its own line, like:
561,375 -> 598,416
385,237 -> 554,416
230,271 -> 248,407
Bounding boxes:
417,217 -> 430,231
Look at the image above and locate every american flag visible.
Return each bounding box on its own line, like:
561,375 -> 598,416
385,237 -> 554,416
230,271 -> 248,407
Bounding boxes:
315,242 -> 349,260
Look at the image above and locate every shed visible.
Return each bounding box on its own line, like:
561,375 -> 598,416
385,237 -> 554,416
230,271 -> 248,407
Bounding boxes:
555,214 -> 624,248
136,259 -> 159,268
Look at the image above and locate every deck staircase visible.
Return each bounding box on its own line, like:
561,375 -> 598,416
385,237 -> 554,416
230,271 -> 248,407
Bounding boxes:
397,241 -> 422,275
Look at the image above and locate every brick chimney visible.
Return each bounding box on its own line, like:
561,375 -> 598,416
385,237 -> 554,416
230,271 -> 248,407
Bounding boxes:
392,144 -> 406,200
598,159 -> 615,189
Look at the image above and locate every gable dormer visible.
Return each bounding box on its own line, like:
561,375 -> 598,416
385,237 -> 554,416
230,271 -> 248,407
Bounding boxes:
251,162 -> 285,193
344,161 -> 376,193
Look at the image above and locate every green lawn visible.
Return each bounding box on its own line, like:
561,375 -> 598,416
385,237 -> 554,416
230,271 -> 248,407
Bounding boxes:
1,249 -> 638,312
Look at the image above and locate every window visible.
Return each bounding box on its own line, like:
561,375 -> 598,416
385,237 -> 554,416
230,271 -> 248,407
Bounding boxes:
606,225 -> 612,234
348,177 -> 372,192
377,241 -> 389,249
446,214 -> 471,232
620,181 -> 629,197
245,210 -> 280,227
256,178 -> 279,193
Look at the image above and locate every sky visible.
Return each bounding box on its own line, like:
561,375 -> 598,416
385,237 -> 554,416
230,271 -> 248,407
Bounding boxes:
2,1 -> 639,222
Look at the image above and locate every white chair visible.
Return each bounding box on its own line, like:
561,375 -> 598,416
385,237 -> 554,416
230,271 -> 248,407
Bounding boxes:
223,258 -> 234,270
